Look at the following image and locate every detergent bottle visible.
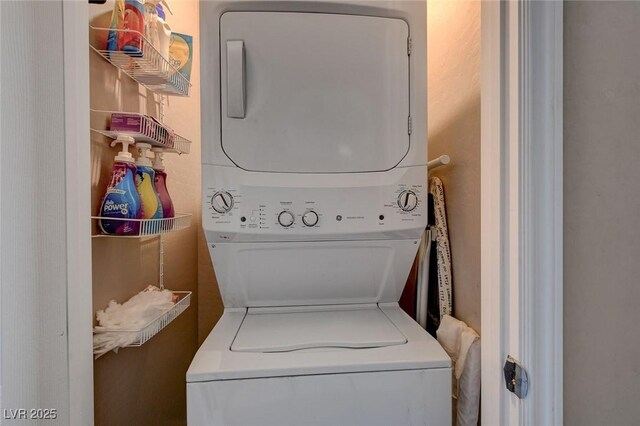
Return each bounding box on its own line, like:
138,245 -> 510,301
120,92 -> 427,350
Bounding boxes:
106,0 -> 125,52
135,143 -> 163,231
152,148 -> 175,218
121,0 -> 145,54
99,135 -> 142,235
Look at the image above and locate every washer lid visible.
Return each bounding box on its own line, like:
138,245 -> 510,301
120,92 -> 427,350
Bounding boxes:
187,305 -> 451,382
220,12 -> 410,173
231,305 -> 407,353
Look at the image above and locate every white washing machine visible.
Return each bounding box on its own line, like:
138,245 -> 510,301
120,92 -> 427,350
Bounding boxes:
189,1 -> 451,424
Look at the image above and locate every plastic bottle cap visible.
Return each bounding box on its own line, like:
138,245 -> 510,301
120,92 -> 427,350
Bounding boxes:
151,147 -> 166,171
156,4 -> 165,21
111,135 -> 136,163
147,0 -> 172,17
135,143 -> 153,167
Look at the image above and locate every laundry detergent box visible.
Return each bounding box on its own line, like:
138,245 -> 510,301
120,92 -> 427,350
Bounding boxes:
110,113 -> 174,147
169,32 -> 193,81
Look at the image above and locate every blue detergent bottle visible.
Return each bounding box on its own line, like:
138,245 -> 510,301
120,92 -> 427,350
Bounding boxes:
99,136 -> 143,235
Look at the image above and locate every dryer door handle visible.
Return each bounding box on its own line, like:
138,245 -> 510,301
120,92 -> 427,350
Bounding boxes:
226,40 -> 246,119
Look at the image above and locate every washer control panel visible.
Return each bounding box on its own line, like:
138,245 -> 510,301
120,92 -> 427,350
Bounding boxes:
203,165 -> 427,242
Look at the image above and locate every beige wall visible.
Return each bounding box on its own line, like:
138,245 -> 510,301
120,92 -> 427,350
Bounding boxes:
427,0 -> 481,332
89,2 -> 208,424
564,2 -> 640,424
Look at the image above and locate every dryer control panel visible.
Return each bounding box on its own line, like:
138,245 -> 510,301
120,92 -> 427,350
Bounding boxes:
203,165 -> 428,243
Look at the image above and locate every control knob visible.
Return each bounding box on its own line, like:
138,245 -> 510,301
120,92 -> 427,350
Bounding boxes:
397,190 -> 418,212
302,210 -> 319,227
211,191 -> 233,213
278,210 -> 295,227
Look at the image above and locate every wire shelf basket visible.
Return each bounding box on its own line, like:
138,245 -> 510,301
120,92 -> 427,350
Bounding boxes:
92,213 -> 192,238
90,26 -> 191,97
91,110 -> 191,154
94,291 -> 191,348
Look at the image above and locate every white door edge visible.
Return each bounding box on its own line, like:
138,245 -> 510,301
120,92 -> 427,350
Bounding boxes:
481,1 -> 563,425
63,2 -> 94,424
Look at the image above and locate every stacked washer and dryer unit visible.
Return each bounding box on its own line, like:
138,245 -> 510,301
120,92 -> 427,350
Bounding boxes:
188,1 -> 451,424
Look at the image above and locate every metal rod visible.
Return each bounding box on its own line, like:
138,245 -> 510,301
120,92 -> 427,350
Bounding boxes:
428,154 -> 451,171
159,233 -> 165,290
159,94 -> 166,123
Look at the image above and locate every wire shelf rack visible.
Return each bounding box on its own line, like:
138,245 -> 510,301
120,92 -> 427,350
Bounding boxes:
92,213 -> 192,238
94,291 -> 191,349
89,26 -> 191,97
91,110 -> 191,154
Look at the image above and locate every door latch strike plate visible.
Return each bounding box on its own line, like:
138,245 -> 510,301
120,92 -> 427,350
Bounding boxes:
504,355 -> 528,399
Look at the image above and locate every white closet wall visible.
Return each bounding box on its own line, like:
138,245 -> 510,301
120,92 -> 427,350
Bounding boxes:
1,1 -> 73,424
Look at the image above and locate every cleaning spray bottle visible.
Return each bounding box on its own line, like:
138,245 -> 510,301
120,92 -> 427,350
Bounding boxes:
99,135 -> 142,235
143,0 -> 172,57
152,148 -> 175,218
155,2 -> 172,60
143,0 -> 160,51
135,143 -> 163,225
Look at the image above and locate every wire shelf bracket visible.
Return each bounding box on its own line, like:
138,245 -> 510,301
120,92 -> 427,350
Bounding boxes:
90,110 -> 192,155
93,291 -> 192,349
91,213 -> 192,238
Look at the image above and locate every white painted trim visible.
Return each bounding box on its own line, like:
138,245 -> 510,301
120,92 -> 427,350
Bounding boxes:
521,2 -> 563,424
0,0 -> 3,407
63,2 -> 94,424
480,1 -> 505,423
481,1 -> 563,425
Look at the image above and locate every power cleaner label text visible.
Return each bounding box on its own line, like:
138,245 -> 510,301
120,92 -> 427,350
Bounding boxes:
102,198 -> 129,215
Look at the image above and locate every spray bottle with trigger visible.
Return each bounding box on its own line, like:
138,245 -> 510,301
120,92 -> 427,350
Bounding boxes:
151,148 -> 175,218
99,135 -> 142,235
143,0 -> 172,59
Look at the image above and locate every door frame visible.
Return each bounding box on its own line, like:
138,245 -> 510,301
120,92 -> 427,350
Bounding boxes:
63,1 -> 94,424
481,1 -> 563,425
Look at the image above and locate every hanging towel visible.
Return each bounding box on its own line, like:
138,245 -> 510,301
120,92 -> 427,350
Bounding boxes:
426,177 -> 453,335
437,315 -> 481,426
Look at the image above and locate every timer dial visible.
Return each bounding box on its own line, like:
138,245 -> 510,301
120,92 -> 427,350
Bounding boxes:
302,210 -> 319,227
278,210 -> 295,227
211,191 -> 234,213
397,190 -> 418,212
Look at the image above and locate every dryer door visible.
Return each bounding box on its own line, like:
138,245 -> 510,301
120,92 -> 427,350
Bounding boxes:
220,12 -> 410,173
